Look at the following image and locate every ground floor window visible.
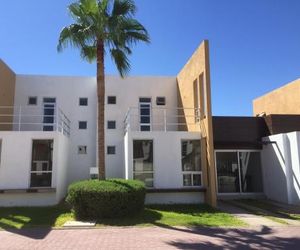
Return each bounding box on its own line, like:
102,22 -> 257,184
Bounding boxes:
133,140 -> 153,187
30,140 -> 53,188
216,150 -> 263,193
181,140 -> 202,187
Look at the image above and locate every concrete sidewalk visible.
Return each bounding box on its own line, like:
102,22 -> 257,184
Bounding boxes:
217,201 -> 284,227
0,226 -> 300,250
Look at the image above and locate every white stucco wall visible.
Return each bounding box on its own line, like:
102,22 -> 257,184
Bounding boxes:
262,132 -> 300,205
14,75 -> 177,183
0,131 -> 69,206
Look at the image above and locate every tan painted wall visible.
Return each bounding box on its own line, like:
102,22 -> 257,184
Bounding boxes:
177,40 -> 217,207
253,78 -> 300,116
0,60 -> 16,130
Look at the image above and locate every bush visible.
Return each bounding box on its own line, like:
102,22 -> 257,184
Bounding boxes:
66,179 -> 146,220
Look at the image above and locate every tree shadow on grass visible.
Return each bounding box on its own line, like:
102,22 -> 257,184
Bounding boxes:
0,203 -> 71,239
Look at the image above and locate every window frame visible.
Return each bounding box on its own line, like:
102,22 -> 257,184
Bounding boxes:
78,145 -> 87,155
107,96 -> 116,104
214,149 -> 264,195
107,120 -> 116,129
156,96 -> 166,106
132,139 -> 154,188
181,139 -> 202,187
29,139 -> 53,188
79,97 -> 88,106
107,146 -> 116,155
28,96 -> 38,105
78,121 -> 87,130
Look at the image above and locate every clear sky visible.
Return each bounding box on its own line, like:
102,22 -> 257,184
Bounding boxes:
1,0 -> 300,116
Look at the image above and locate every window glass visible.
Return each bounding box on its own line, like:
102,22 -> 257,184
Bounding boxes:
239,152 -> 263,192
133,140 -> 153,187
181,140 -> 201,171
30,140 -> 53,187
28,97 -> 37,105
79,121 -> 87,129
156,97 -> 166,105
107,96 -> 116,104
107,120 -> 116,129
107,146 -> 116,155
79,98 -> 88,106
181,140 -> 201,187
216,152 -> 240,193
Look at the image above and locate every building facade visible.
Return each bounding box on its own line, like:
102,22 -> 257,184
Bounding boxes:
0,40 -> 299,207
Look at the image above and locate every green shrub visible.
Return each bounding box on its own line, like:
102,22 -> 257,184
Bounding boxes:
66,179 -> 146,220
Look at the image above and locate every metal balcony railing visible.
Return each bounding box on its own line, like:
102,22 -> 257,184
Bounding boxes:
0,105 -> 71,136
124,107 -> 200,132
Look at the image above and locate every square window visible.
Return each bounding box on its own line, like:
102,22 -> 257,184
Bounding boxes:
28,97 -> 37,105
107,96 -> 116,104
107,146 -> 116,155
79,98 -> 88,106
107,120 -> 116,129
156,97 -> 166,105
79,121 -> 87,129
78,146 -> 87,154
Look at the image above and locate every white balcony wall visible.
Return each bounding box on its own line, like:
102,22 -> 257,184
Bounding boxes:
262,132 -> 300,205
0,131 -> 69,206
124,131 -> 204,204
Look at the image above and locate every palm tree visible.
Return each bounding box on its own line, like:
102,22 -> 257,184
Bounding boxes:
58,0 -> 150,179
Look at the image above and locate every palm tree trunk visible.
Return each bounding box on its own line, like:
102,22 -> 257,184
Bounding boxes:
97,40 -> 105,180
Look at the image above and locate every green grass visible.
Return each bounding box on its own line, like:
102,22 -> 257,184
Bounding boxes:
0,204 -> 245,229
0,204 -> 74,229
237,199 -> 300,222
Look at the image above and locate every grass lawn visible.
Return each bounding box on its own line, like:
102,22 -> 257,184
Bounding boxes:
236,199 -> 300,221
0,204 -> 245,229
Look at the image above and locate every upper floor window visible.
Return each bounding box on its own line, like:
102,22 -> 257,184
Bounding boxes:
107,146 -> 116,155
79,98 -> 88,106
28,96 -> 37,105
156,97 -> 166,106
79,121 -> 87,129
107,120 -> 116,129
78,145 -> 87,154
107,96 -> 116,104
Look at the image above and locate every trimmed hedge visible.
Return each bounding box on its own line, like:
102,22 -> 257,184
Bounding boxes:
66,179 -> 146,219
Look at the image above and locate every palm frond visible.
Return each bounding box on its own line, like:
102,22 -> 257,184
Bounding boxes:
112,0 -> 136,16
80,45 -> 97,62
110,48 -> 131,77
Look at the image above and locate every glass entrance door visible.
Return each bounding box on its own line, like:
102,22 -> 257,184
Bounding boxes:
216,151 -> 263,193
43,98 -> 56,131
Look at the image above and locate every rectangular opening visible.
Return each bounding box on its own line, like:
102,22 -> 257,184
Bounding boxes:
107,96 -> 116,104
133,140 -> 154,187
30,140 -> 53,188
139,98 -> 151,131
216,151 -> 263,193
43,97 -> 56,131
107,146 -> 116,155
199,73 -> 206,118
193,79 -> 200,123
28,96 -> 37,105
79,121 -> 87,129
181,140 -> 202,187
156,97 -> 166,106
79,98 -> 88,106
78,145 -> 87,154
107,120 -> 116,129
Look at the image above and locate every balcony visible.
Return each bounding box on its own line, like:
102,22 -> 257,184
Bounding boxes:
124,107 -> 200,132
0,105 -> 71,136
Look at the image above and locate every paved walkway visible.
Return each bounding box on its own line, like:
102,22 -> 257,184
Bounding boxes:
217,201 -> 283,227
0,226 -> 300,250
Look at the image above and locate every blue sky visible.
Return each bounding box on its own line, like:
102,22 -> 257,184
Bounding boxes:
1,0 -> 300,116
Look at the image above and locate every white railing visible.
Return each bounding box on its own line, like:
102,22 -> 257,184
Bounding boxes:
0,105 -> 71,136
124,107 -> 200,132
